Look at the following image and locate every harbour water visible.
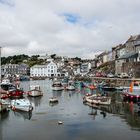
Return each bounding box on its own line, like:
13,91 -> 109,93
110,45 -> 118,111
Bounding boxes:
0,80 -> 140,140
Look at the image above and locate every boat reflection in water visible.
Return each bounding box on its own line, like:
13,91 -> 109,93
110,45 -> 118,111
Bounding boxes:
13,110 -> 32,120
84,92 -> 140,129
0,110 -> 9,121
1,80 -> 140,140
52,90 -> 63,97
49,101 -> 59,107
28,96 -> 43,108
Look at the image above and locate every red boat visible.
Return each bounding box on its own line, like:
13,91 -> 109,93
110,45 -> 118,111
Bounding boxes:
0,83 -> 24,99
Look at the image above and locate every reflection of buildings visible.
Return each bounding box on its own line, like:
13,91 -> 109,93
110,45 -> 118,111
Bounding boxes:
52,90 -> 62,97
85,101 -> 140,129
120,102 -> 140,128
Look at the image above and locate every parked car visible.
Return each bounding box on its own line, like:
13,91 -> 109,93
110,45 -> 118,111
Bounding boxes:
120,73 -> 129,78
107,73 -> 114,78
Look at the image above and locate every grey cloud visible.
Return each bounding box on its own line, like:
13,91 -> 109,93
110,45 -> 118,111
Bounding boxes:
0,0 -> 140,58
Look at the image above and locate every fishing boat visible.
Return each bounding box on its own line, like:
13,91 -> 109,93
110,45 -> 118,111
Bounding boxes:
66,81 -> 75,90
0,82 -> 16,91
102,84 -> 116,92
0,82 -> 23,98
49,97 -> 58,103
83,94 -> 111,105
28,85 -> 43,97
10,99 -> 33,112
122,81 -> 140,103
52,80 -> 64,91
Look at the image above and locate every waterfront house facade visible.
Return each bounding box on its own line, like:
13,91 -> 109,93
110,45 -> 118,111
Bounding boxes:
17,63 -> 30,76
93,34 -> 140,77
30,61 -> 58,77
1,64 -> 19,76
47,61 -> 58,77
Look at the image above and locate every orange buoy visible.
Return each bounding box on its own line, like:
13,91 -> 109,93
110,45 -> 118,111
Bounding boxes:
129,81 -> 133,93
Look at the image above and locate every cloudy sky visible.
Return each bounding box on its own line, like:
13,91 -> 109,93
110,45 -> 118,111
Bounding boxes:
0,0 -> 140,58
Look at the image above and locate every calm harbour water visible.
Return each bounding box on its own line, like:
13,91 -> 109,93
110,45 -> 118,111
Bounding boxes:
0,79 -> 140,140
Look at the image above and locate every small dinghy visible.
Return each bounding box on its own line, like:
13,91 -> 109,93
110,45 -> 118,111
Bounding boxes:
83,94 -> 111,105
58,121 -> 63,125
49,97 -> 58,103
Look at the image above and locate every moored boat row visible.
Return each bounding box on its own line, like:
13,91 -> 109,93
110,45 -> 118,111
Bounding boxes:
52,78 -> 76,91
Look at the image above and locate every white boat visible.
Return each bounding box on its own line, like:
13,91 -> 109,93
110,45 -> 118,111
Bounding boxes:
83,94 -> 111,105
52,81 -> 64,91
49,97 -> 58,103
10,99 -> 33,112
1,79 -> 10,84
66,81 -> 75,90
28,85 -> 43,97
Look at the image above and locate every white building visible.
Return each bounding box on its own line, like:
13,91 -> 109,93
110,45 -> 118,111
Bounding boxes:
30,61 -> 58,77
1,64 -> 19,76
80,63 -> 91,76
47,61 -> 58,77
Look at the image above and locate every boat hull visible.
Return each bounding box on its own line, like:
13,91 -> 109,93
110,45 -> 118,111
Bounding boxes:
52,87 -> 64,91
49,99 -> 58,103
11,105 -> 33,112
28,90 -> 43,97
66,86 -> 75,90
84,95 -> 111,105
11,99 -> 33,112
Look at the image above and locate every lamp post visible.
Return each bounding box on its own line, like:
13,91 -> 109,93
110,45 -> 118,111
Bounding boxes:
0,46 -> 1,82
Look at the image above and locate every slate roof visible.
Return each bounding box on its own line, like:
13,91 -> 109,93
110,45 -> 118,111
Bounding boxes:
117,52 -> 138,60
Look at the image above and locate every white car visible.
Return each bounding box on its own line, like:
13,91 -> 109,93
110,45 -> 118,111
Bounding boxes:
107,73 -> 114,78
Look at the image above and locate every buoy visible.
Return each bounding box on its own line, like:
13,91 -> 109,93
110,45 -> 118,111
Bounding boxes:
129,81 -> 133,92
58,121 -> 63,125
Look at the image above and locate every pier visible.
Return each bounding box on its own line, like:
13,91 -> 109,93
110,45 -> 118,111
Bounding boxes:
91,77 -> 140,86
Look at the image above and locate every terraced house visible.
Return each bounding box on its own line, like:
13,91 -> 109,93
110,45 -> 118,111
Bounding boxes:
94,34 -> 140,78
